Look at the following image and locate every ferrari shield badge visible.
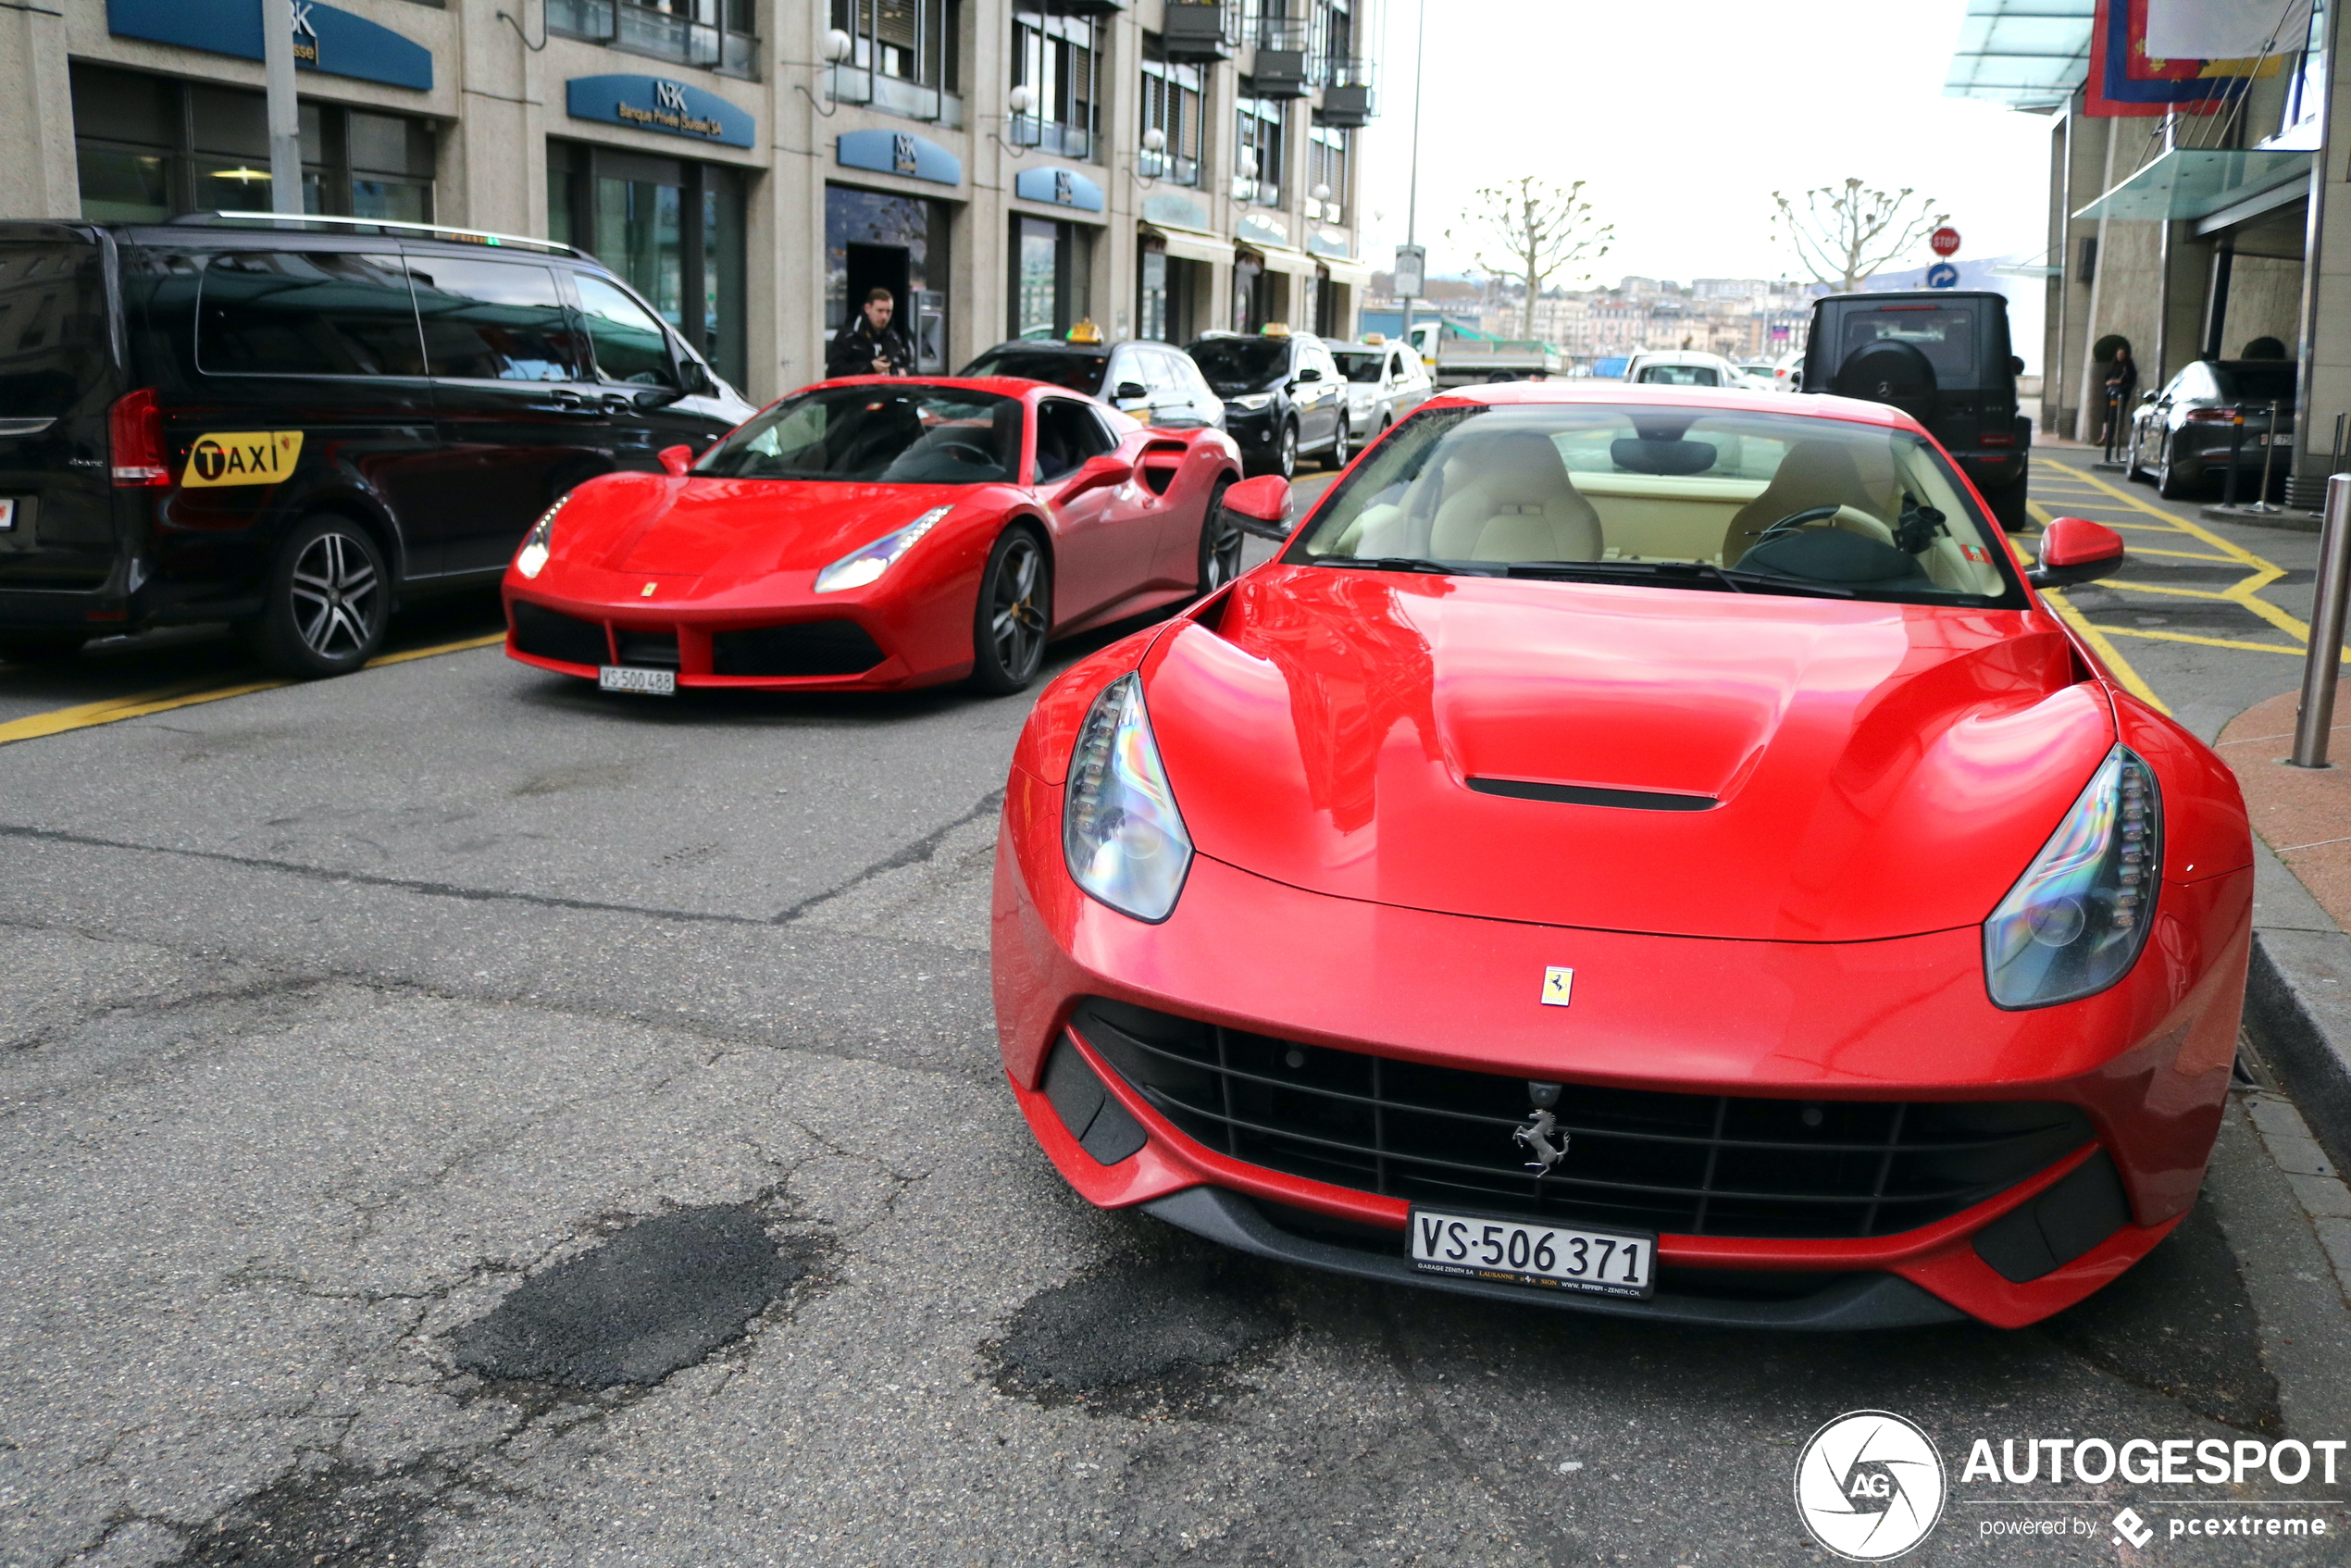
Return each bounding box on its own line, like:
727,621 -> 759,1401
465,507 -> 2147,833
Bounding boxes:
1540,966 -> 1574,1006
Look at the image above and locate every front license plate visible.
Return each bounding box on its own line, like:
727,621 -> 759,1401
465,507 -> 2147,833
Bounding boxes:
1409,1207 -> 1656,1300
599,665 -> 676,696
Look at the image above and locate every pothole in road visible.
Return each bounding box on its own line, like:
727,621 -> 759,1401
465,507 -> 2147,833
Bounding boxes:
452,1204 -> 809,1388
165,1456 -> 454,1568
988,1255 -> 1291,1419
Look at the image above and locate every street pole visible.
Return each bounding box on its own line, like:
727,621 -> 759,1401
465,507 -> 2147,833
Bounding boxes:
1399,0 -> 1424,357
2291,472 -> 2351,767
263,0 -> 302,217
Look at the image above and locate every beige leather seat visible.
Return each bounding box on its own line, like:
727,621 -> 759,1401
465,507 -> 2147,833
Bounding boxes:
1427,432 -> 1602,562
1722,439 -> 1899,565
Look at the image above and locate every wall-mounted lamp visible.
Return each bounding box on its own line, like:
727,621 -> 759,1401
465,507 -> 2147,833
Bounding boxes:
1130,125 -> 1167,189
793,28 -> 859,117
992,84 -> 1040,158
1311,182 -> 1331,203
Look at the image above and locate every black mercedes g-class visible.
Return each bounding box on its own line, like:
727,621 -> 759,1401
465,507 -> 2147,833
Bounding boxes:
0,215 -> 753,676
1799,290 -> 2032,531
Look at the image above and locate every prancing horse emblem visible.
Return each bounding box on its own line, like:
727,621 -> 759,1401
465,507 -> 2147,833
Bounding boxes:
1514,1109 -> 1570,1174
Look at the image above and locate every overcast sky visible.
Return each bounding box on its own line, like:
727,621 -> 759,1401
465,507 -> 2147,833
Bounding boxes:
1351,0 -> 2057,291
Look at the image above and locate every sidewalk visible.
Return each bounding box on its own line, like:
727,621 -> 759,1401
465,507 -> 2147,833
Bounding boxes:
2217,693 -> 2351,1182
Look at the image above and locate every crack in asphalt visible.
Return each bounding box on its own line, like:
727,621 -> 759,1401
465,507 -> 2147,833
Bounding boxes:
768,788 -> 1006,925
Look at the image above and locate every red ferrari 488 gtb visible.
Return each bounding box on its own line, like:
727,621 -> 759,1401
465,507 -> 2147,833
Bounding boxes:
504,378 -> 1244,695
993,382 -> 2254,1329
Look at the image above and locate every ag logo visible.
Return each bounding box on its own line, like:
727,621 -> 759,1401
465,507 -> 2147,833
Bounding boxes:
183,431 -> 304,488
1793,1410 -> 1945,1561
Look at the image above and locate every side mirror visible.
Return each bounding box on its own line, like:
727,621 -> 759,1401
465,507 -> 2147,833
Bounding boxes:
657,444 -> 694,477
2009,355 -> 2026,376
1113,380 -> 1149,402
2029,515 -> 2126,589
1295,367 -> 1322,383
1222,473 -> 1293,539
1057,452 -> 1133,500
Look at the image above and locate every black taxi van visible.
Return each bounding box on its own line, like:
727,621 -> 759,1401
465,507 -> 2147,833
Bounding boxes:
1799,289 -> 2033,531
0,215 -> 754,676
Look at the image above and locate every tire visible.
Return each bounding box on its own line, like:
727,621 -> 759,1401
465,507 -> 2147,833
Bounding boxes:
969,527 -> 1051,694
245,514 -> 390,678
1324,419 -> 1351,471
1195,478 -> 1243,596
2156,443 -> 2193,499
1987,484 -> 2032,535
0,633 -> 86,665
1271,422 -> 1298,480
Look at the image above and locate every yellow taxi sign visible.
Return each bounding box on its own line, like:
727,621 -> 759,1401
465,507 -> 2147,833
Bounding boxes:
1362,332 -> 1387,344
1260,322 -> 1291,337
1065,317 -> 1103,344
183,431 -> 304,488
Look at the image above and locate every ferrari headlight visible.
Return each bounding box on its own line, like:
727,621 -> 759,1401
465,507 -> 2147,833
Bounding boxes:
814,505 -> 952,593
516,495 -> 567,579
1064,673 -> 1193,923
1984,746 -> 2162,1009
1226,393 -> 1274,412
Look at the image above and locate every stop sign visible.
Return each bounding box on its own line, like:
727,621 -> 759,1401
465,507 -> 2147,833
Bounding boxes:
1931,227 -> 1961,257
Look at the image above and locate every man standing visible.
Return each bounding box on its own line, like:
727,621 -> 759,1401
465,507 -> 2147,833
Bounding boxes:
827,287 -> 914,379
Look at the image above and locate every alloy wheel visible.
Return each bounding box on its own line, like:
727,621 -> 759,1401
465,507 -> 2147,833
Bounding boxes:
1200,486 -> 1245,593
989,534 -> 1048,681
1277,425 -> 1298,479
289,529 -> 383,660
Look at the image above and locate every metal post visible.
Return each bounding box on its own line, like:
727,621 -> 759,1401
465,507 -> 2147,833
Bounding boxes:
2331,411 -> 2345,480
263,0 -> 302,217
2291,472 -> 2351,766
1397,0 -> 1424,363
2224,415 -> 2244,506
2254,398 -> 2282,508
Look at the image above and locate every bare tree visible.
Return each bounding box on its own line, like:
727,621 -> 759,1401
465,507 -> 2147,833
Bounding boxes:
1445,177 -> 1612,340
1772,179 -> 1948,292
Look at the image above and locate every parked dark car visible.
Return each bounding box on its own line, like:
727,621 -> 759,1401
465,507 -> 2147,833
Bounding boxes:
0,215 -> 753,676
1185,330 -> 1349,478
2126,358 -> 2298,499
1800,290 -> 2032,531
958,337 -> 1224,429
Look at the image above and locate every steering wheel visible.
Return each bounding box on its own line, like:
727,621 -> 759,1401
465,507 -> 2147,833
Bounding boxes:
1756,504 -> 1843,543
938,441 -> 996,467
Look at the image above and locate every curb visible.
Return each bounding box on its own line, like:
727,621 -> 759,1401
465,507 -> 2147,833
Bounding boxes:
2245,926 -> 2351,1178
2200,504 -> 2321,533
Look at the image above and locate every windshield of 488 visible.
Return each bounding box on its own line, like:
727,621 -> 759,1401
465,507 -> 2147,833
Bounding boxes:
694,385 -> 1024,484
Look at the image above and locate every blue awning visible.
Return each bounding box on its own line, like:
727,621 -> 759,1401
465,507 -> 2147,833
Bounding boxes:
1945,0 -> 2094,110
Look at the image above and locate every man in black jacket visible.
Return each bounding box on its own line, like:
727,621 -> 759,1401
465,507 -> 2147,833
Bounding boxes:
827,288 -> 914,379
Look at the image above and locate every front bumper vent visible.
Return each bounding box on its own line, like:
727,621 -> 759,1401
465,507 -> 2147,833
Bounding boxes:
710,619 -> 882,677
510,602 -> 608,666
1071,998 -> 2092,1240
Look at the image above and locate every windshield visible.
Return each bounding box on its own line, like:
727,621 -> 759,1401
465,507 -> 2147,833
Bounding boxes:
1333,352 -> 1384,383
960,347 -> 1110,396
1286,403 -> 2023,606
0,243 -> 109,417
1189,338 -> 1289,394
695,385 -> 1023,483
1635,363 -> 1720,386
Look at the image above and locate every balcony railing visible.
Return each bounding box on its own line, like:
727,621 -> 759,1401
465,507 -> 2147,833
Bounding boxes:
1140,149 -> 1201,187
549,0 -> 760,81
1163,2 -> 1238,62
1013,118 -> 1095,160
1316,57 -> 1376,125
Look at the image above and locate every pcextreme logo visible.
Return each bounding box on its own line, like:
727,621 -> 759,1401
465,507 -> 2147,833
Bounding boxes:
182,431 -> 304,488
1794,1411 -> 1947,1562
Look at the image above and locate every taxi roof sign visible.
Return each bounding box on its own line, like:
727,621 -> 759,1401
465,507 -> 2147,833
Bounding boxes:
1065,318 -> 1103,343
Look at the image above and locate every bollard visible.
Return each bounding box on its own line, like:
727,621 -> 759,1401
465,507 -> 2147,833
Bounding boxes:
2253,399 -> 2282,511
2225,415 -> 2245,507
2290,472 -> 2351,767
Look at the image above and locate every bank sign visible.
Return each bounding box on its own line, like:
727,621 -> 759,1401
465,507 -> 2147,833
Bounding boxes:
566,76 -> 753,149
106,0 -> 432,91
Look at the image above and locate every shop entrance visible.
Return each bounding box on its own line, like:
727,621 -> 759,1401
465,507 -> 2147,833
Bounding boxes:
826,185 -> 952,372
546,140 -> 748,392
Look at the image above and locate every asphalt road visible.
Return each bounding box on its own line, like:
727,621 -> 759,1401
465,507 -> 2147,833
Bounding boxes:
4,464 -> 2350,1568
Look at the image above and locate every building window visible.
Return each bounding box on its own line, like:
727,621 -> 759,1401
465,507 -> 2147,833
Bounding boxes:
1306,125 -> 1347,223
70,64 -> 434,225
1013,8 -> 1099,161
1236,89 -> 1284,206
830,0 -> 959,91
1138,248 -> 1200,343
1309,0 -> 1351,79
549,0 -> 763,78
1012,214 -> 1091,340
1139,41 -> 1201,186
548,140 -> 749,390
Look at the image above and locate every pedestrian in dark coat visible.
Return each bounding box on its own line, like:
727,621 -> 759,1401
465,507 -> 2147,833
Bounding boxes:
827,287 -> 914,379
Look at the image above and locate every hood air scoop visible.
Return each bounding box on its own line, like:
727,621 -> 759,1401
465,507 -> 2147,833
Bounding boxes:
1466,778 -> 1721,812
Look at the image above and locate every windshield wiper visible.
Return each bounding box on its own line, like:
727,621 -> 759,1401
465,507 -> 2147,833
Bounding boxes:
1313,554 -> 1503,577
1503,560 -> 1856,599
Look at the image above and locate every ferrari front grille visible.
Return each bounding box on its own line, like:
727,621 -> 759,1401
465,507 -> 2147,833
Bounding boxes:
710,620 -> 884,677
614,628 -> 680,668
1070,998 -> 2091,1240
510,602 -> 609,666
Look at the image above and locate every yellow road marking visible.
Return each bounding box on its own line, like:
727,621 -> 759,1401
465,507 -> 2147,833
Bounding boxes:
2041,459 -> 2312,641
2026,497 -> 2171,713
2097,625 -> 2341,658
0,629 -> 507,749
2128,547 -> 2240,563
